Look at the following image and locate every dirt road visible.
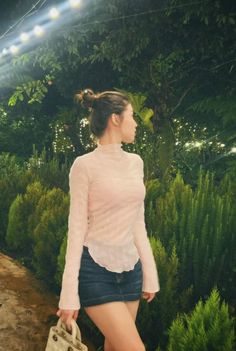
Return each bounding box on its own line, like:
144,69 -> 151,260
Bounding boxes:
0,252 -> 96,351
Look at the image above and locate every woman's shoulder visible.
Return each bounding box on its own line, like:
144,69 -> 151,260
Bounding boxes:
125,151 -> 143,164
72,150 -> 95,164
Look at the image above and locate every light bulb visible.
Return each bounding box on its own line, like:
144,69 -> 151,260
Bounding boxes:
2,48 -> 8,55
49,7 -> 60,19
10,45 -> 19,54
69,0 -> 80,8
20,32 -> 30,42
34,25 -> 44,37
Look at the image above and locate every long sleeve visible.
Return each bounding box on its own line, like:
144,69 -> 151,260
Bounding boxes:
58,157 -> 89,310
133,156 -> 160,293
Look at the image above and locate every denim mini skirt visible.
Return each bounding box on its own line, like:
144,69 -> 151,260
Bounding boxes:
78,245 -> 143,307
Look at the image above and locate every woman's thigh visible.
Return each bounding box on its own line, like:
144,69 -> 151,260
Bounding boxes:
104,299 -> 141,351
124,299 -> 141,321
84,301 -> 145,351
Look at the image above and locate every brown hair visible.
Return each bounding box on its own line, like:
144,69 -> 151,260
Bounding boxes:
75,89 -> 130,138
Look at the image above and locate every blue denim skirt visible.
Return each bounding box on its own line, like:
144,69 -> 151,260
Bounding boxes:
78,245 -> 143,307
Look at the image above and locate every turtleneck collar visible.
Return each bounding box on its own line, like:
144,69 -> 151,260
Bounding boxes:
94,141 -> 125,160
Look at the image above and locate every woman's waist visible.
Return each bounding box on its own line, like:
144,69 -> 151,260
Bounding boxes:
82,239 -> 140,272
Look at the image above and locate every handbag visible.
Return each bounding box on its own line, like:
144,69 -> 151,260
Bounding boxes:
45,318 -> 88,351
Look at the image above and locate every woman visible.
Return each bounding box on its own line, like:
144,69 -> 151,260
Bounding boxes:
56,89 -> 160,351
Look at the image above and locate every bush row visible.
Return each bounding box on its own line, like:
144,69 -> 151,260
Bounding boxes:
0,152 -> 235,350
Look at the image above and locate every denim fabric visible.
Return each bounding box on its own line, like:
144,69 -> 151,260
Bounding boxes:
79,245 -> 143,307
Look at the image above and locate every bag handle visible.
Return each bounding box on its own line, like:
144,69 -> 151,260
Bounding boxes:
57,318 -> 82,345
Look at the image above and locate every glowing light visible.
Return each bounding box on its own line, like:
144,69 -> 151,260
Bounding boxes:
20,32 -> 30,42
194,141 -> 203,148
10,45 -> 19,54
2,48 -> 8,55
230,147 -> 236,153
69,0 -> 80,8
34,25 -> 44,37
49,7 -> 60,19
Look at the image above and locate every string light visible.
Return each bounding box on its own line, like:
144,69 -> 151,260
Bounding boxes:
20,32 -> 30,42
69,0 -> 81,8
0,0 -> 206,57
10,45 -> 19,54
34,25 -> 44,37
49,8 -> 60,19
230,147 -> 236,154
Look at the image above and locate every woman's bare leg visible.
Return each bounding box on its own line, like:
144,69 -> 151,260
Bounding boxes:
103,299 -> 141,351
124,299 -> 141,320
84,300 -> 145,351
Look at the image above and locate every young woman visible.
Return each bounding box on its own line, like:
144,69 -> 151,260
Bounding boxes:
56,89 -> 160,351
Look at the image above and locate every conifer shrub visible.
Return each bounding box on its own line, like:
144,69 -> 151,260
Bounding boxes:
147,171 -> 236,304
137,236 -> 180,350
0,153 -> 29,245
32,188 -> 69,286
55,234 -> 67,287
6,181 -> 46,261
27,146 -> 70,192
166,288 -> 235,351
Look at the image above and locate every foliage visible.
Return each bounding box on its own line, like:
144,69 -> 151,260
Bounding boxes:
8,76 -> 50,106
32,188 -> 69,286
0,104 -> 54,158
26,146 -> 70,192
0,153 -> 30,245
0,1 -> 236,348
55,234 -> 67,287
137,236 -> 180,350
166,287 -> 235,351
148,170 -> 236,306
6,181 -> 46,262
1,1 -> 235,178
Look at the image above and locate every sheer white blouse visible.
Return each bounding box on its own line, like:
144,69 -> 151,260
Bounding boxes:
59,142 -> 160,310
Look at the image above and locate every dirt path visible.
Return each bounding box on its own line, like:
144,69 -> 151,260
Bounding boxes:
0,252 -> 96,351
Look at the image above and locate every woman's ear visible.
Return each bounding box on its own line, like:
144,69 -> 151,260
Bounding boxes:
111,113 -> 120,126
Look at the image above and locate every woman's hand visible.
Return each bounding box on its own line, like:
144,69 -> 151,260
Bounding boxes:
56,309 -> 79,331
142,292 -> 156,303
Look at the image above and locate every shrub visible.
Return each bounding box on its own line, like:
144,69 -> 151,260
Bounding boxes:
6,181 -> 46,261
136,236 -> 180,351
55,234 -> 67,287
26,146 -> 70,192
32,188 -> 69,286
0,153 -> 29,245
148,171 -> 236,304
166,287 -> 235,351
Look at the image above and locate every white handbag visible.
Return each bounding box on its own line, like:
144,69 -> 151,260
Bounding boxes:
45,318 -> 88,351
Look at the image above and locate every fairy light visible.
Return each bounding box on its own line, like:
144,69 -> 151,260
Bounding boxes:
20,32 -> 30,42
194,141 -> 203,148
34,25 -> 44,37
230,147 -> 236,154
10,45 -> 19,54
2,48 -> 8,55
49,8 -> 60,19
69,0 -> 81,8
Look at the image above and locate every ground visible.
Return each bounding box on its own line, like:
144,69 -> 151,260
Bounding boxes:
0,252 -> 96,351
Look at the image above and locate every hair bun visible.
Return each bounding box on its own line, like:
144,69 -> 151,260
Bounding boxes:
75,88 -> 97,109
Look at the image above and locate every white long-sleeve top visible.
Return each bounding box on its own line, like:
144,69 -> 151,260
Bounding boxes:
58,142 -> 160,310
